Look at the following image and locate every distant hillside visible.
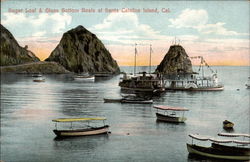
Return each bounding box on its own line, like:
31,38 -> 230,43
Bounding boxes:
0,61 -> 70,74
45,25 -> 120,74
0,24 -> 40,66
156,45 -> 193,74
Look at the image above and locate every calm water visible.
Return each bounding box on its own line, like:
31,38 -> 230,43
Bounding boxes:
1,66 -> 249,162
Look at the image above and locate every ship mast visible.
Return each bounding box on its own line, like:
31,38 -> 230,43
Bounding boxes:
201,57 -> 204,86
149,44 -> 152,74
134,43 -> 137,76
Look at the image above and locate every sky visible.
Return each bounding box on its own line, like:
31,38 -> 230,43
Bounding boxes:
1,0 -> 249,66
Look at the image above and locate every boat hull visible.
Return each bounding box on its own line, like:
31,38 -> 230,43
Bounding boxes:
121,99 -> 153,104
165,86 -> 224,91
33,79 -> 45,82
156,113 -> 186,123
223,120 -> 234,129
74,76 -> 95,80
53,125 -> 109,137
104,98 -> 153,104
223,123 -> 234,129
103,98 -> 122,103
187,143 -> 250,161
120,86 -> 165,93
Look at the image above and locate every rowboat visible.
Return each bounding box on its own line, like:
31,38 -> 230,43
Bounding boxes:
121,99 -> 153,104
103,98 -> 122,103
153,105 -> 189,123
74,74 -> 95,80
103,97 -> 153,104
33,78 -> 45,82
223,120 -> 234,129
52,117 -> 109,137
187,133 -> 250,161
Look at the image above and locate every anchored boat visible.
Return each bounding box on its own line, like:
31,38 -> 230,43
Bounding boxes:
119,44 -> 165,94
165,56 -> 224,91
104,96 -> 153,104
153,105 -> 189,123
223,120 -> 234,129
187,133 -> 250,161
52,117 -> 109,137
33,77 -> 45,82
74,73 -> 95,81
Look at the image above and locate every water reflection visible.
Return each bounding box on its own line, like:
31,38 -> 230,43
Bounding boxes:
1,66 -> 250,162
53,134 -> 109,152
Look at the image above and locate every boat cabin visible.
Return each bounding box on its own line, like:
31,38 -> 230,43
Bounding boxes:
187,133 -> 250,160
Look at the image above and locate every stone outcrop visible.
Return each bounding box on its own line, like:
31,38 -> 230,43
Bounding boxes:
0,24 -> 40,66
155,45 -> 193,74
45,25 -> 120,74
0,61 -> 70,74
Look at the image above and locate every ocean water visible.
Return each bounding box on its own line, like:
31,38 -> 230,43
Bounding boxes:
1,66 -> 249,162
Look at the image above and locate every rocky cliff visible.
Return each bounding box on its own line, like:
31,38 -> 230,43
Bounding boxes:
0,24 -> 40,66
155,45 -> 193,74
45,25 -> 120,73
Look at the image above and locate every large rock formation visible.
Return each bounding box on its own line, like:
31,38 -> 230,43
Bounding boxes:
0,61 -> 70,74
0,24 -> 40,66
45,25 -> 120,74
155,45 -> 193,74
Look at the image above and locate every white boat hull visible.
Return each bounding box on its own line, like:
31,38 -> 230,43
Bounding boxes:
74,76 -> 95,80
166,86 -> 224,91
53,125 -> 109,137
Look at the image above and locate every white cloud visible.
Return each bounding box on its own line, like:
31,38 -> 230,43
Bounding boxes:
169,8 -> 246,36
2,12 -> 72,36
197,22 -> 239,36
169,9 -> 208,28
91,12 -> 167,45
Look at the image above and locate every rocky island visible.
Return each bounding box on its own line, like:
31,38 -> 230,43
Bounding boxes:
1,24 -> 120,74
0,24 -> 40,66
45,25 -> 120,74
155,45 -> 193,75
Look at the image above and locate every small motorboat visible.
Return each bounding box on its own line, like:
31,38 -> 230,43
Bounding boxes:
223,120 -> 234,129
121,99 -> 153,104
187,133 -> 250,161
74,75 -> 95,80
33,77 -> 45,82
52,117 -> 109,137
153,105 -> 189,123
103,98 -> 122,103
104,96 -> 153,104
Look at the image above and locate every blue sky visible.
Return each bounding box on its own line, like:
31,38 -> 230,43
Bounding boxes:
1,0 -> 249,65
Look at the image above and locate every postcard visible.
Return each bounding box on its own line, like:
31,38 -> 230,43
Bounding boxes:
1,1 -> 249,162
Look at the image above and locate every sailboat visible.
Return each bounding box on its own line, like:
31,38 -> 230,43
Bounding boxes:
118,44 -> 165,93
